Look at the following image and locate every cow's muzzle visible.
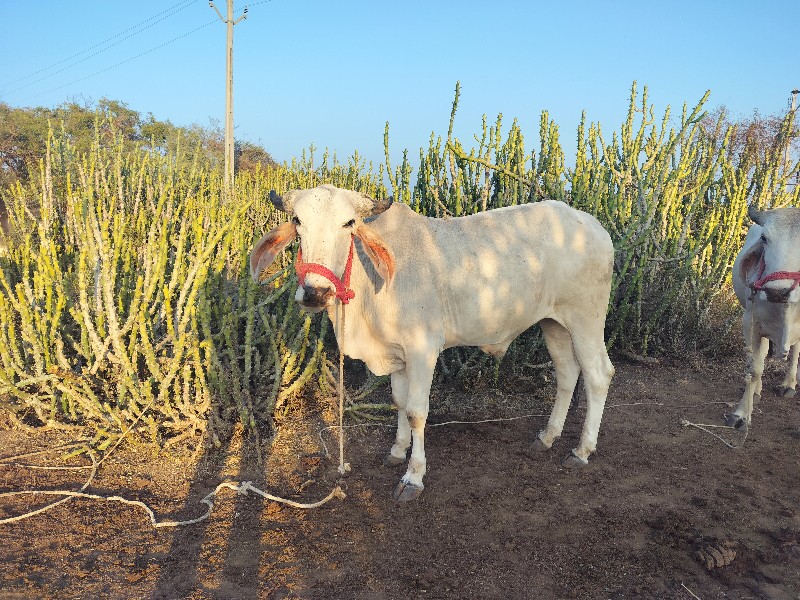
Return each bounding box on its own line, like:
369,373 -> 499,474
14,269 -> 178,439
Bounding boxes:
750,261 -> 800,303
298,284 -> 335,311
294,237 -> 356,306
757,285 -> 794,304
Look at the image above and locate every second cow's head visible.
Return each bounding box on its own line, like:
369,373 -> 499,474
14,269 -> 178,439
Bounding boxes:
250,184 -> 396,311
741,205 -> 800,304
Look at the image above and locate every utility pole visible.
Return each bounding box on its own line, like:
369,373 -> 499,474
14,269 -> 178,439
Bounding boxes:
210,0 -> 247,197
785,89 -> 799,188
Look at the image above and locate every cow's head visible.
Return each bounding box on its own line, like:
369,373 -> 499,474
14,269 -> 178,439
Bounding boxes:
741,205 -> 800,305
250,184 -> 395,312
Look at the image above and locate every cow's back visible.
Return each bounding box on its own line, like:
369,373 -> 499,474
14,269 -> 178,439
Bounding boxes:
368,201 -> 613,350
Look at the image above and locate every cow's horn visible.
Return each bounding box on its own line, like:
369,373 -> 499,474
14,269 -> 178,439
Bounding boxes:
268,190 -> 284,211
748,204 -> 766,226
268,189 -> 297,214
355,193 -> 392,217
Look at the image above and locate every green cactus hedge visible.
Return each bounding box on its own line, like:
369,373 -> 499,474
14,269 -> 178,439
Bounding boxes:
1,82 -> 797,444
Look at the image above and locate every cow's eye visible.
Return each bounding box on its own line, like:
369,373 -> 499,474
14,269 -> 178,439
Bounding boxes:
761,233 -> 768,244
344,219 -> 355,228
292,216 -> 301,226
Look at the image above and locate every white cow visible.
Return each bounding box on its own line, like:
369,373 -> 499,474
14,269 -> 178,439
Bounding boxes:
251,184 -> 615,501
728,205 -> 800,431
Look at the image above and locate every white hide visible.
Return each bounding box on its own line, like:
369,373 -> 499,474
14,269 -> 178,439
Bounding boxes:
730,207 -> 800,431
252,185 -> 616,500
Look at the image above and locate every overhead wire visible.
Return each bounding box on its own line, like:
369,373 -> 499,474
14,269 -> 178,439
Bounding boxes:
3,1 -> 275,103
0,0 -> 201,91
15,19 -> 218,103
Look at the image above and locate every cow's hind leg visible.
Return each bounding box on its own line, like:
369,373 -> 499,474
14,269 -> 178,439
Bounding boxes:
384,369 -> 411,467
392,350 -> 437,502
776,342 -> 800,398
531,319 -> 581,454
566,329 -> 615,467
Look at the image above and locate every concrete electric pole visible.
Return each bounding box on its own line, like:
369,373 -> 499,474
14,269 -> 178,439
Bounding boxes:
785,89 -> 799,188
209,0 -> 247,197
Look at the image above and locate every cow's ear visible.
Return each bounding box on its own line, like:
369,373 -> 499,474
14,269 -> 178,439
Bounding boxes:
739,239 -> 764,284
355,223 -> 395,284
250,222 -> 297,282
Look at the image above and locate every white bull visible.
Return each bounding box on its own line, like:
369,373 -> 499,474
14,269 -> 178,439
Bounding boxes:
729,205 -> 800,431
250,184 -> 615,501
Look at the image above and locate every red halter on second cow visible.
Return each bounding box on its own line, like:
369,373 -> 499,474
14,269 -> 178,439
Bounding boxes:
295,236 -> 356,304
751,254 -> 800,293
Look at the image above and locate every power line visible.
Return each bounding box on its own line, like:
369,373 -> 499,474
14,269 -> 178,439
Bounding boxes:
1,0 -> 200,91
14,20 -> 217,104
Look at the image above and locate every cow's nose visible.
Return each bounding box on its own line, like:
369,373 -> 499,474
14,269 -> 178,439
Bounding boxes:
302,285 -> 334,306
763,286 -> 793,303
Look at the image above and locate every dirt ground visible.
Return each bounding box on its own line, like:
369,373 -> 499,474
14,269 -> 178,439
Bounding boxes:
1,354 -> 799,600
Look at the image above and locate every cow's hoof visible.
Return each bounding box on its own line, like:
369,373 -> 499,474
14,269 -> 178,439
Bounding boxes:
561,451 -> 589,468
383,453 -> 406,467
723,413 -> 749,432
776,385 -> 797,398
527,438 -> 551,456
392,481 -> 424,502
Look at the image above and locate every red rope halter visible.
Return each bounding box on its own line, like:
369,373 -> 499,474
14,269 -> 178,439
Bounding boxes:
295,236 -> 356,304
751,254 -> 800,293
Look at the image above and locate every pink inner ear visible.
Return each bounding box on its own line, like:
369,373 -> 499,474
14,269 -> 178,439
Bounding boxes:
740,243 -> 763,283
355,224 -> 395,283
250,222 -> 297,281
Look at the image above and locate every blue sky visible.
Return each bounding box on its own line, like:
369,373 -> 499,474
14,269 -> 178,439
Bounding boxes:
1,0 -> 798,173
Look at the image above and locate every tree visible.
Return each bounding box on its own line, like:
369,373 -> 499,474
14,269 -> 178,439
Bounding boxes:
701,105 -> 799,174
0,99 -> 278,189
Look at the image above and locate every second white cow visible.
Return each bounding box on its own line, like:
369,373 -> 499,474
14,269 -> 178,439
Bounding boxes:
251,184 -> 616,501
729,205 -> 800,431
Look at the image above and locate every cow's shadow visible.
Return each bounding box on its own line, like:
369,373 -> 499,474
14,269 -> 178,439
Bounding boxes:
150,427 -> 268,599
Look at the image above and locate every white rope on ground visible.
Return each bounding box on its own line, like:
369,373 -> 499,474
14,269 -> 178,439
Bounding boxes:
681,581 -> 703,600
0,436 -> 347,528
0,481 -> 346,528
429,414 -> 551,427
0,417 -> 349,527
0,443 -> 98,525
316,414 -> 552,459
680,419 -> 746,449
605,402 -> 664,408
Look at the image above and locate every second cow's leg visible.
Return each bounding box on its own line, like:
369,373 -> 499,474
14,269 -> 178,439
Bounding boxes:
728,308 -> 769,431
392,351 -> 437,502
777,342 -> 800,398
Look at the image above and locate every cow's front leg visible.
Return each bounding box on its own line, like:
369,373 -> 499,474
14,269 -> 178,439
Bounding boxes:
384,369 -> 411,467
727,311 -> 768,432
392,351 -> 437,502
776,342 -> 800,398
